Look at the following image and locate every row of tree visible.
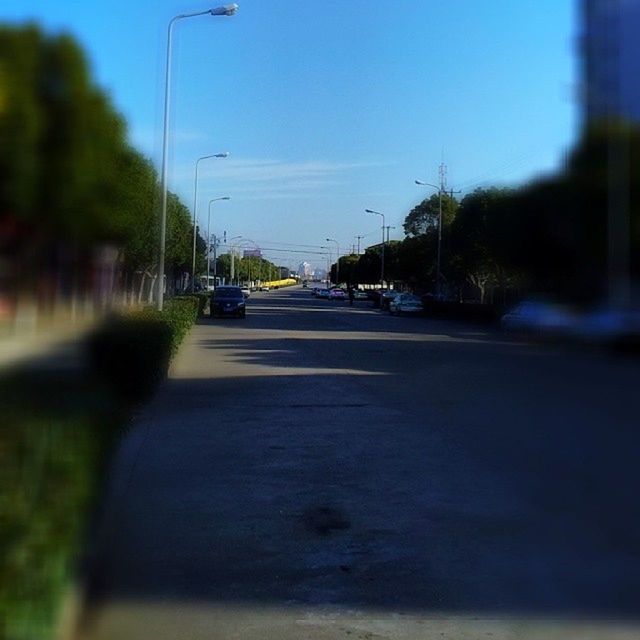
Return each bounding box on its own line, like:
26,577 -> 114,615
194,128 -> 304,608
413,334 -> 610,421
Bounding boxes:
0,24 -> 203,298
213,254 -> 284,284
332,124 -> 640,304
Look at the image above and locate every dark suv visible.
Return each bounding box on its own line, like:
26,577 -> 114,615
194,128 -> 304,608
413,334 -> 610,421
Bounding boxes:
211,286 -> 246,318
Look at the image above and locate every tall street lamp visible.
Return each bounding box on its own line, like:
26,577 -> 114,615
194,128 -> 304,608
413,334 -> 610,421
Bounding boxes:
415,179 -> 443,297
325,238 -> 340,285
229,236 -> 242,284
156,4 -> 238,310
191,152 -> 229,291
207,196 -> 230,289
365,209 -> 386,286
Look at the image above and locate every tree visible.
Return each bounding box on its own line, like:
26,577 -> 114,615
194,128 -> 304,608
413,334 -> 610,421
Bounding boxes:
0,25 -> 198,297
335,254 -> 359,286
403,194 -> 458,237
449,188 -> 514,302
356,247 -> 382,284
396,233 -> 437,289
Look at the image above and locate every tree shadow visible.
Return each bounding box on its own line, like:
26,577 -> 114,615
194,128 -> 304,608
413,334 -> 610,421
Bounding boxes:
85,303 -> 640,621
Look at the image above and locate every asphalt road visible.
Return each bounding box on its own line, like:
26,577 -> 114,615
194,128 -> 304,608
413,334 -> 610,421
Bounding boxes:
79,286 -> 640,639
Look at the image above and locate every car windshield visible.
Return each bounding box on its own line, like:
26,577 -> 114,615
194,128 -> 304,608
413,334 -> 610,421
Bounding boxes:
214,288 -> 243,300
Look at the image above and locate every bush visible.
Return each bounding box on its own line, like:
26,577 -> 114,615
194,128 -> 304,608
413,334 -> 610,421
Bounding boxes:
87,298 -> 199,404
0,298 -> 199,639
173,294 -> 208,317
163,297 -> 199,351
87,316 -> 172,403
0,372 -> 119,640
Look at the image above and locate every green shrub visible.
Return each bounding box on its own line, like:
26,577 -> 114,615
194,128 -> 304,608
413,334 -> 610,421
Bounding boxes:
0,417 -> 97,640
87,298 -> 198,403
173,293 -> 209,317
163,297 -> 199,352
0,301 -> 199,639
0,372 -> 118,640
87,316 -> 172,404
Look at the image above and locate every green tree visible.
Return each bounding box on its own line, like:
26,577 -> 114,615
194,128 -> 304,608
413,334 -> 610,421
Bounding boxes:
403,193 -> 458,237
396,233 -> 437,289
0,24 -> 198,293
449,187 -> 514,302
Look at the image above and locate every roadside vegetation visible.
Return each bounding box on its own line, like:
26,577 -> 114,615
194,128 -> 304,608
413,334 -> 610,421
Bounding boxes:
0,297 -> 199,640
334,124 -> 640,307
0,24 -> 205,305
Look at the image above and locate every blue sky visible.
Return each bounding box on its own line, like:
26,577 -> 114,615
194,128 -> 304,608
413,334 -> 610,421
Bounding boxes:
3,1 -> 576,269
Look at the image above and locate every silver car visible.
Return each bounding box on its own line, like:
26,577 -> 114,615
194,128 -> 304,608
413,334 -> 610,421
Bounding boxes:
389,293 -> 423,315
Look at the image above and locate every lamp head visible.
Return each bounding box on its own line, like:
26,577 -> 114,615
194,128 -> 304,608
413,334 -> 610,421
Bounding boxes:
210,4 -> 238,16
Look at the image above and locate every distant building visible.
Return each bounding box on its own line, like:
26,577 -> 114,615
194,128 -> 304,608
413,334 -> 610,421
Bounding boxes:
243,248 -> 262,259
297,261 -> 312,278
580,0 -> 640,124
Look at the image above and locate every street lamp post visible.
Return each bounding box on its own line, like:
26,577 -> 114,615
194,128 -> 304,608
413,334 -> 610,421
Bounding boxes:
191,152 -> 229,291
206,197 -> 230,289
156,4 -> 238,310
415,179 -> 443,297
325,238 -> 340,285
365,209 -> 386,286
229,236 -> 242,284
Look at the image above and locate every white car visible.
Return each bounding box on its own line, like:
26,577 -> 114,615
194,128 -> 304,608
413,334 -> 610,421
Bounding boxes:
389,293 -> 423,315
260,286 -> 270,292
241,287 -> 251,298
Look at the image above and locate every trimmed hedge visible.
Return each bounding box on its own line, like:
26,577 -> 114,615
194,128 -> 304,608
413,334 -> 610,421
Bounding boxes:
1,298 -> 199,639
87,298 -> 199,403
0,373 -> 118,640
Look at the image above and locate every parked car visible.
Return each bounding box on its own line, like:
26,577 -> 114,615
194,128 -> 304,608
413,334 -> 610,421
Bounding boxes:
329,288 -> 346,300
211,286 -> 246,318
353,289 -> 368,300
260,286 -> 270,292
316,288 -> 330,299
380,290 -> 400,311
241,287 -> 251,299
501,300 -> 575,337
389,293 -> 423,315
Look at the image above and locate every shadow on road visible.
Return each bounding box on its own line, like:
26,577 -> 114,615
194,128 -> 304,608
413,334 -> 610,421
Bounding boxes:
82,289 -> 640,636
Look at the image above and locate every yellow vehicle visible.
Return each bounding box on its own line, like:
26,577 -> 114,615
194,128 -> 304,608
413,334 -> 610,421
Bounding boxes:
261,278 -> 297,290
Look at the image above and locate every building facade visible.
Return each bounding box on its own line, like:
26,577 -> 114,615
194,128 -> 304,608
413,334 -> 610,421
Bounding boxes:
580,0 -> 640,124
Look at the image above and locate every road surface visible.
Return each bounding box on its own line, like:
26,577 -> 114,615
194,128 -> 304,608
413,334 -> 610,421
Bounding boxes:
77,286 -> 640,639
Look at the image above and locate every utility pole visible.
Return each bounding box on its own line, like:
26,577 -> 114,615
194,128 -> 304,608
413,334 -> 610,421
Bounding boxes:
385,226 -> 396,244
211,234 -> 220,288
356,235 -> 363,255
437,164 -> 446,298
